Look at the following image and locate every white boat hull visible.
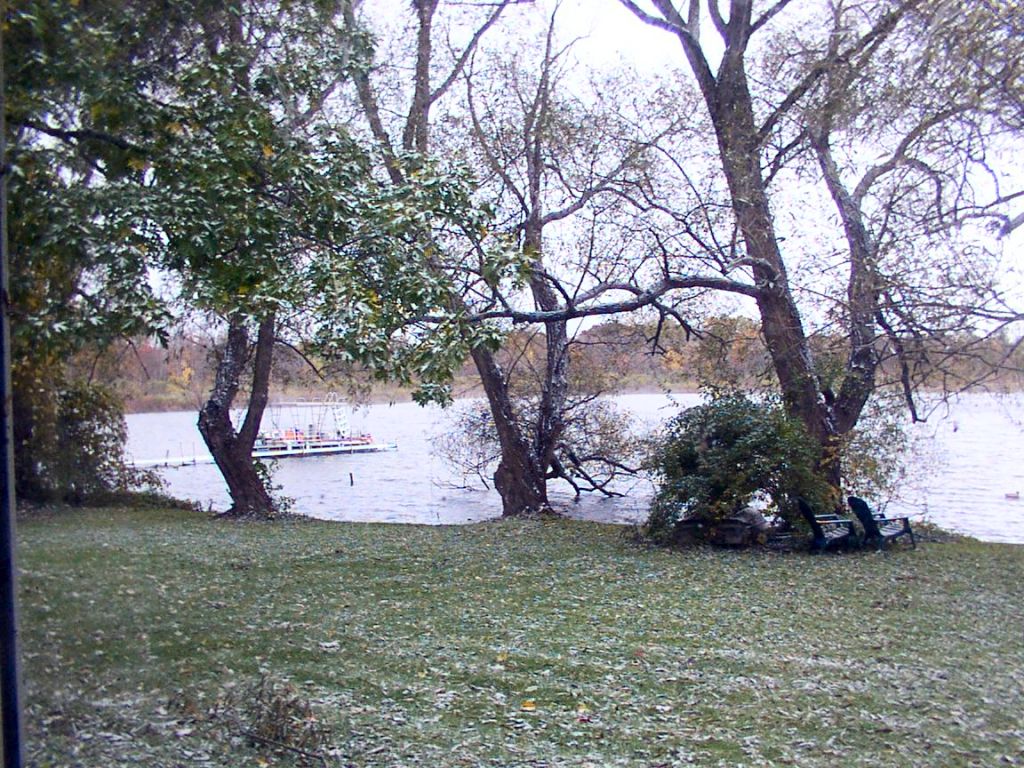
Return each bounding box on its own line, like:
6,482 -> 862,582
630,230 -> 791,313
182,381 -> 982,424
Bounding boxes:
253,441 -> 397,460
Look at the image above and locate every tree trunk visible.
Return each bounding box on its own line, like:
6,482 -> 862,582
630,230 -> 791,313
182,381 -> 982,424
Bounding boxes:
465,232 -> 564,515
197,314 -> 277,517
350,0 -> 553,516
521,33 -> 571,481
468,257 -> 569,516
471,345 -> 548,515
811,130 -> 881,436
705,41 -> 840,483
404,0 -> 439,153
534,298 -> 569,473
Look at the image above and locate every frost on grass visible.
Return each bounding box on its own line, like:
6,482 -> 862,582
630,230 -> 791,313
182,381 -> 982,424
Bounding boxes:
17,506 -> 1024,766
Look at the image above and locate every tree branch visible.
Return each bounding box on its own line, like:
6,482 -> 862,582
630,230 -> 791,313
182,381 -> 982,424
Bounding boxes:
617,0 -> 686,34
750,0 -> 794,34
429,1 -> 512,104
875,308 -> 921,423
273,338 -> 327,380
343,1 -> 405,184
418,274 -> 759,325
708,0 -> 728,37
465,69 -> 529,216
18,119 -> 141,152
757,0 -> 920,144
999,210 -> 1024,237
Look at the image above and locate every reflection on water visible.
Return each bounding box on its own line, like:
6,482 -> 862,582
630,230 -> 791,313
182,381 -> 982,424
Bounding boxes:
127,393 -> 1024,544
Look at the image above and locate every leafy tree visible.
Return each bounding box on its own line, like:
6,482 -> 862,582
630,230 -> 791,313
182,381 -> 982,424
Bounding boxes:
137,1 -> 519,517
133,0 -> 362,516
6,0 -> 516,514
4,0 -> 169,500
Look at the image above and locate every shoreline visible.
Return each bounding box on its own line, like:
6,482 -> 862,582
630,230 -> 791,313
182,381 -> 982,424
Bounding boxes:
124,393 -> 1024,544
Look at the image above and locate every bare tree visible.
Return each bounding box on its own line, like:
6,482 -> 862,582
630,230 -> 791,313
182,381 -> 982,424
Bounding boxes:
346,0 -> 678,514
435,330 -> 649,499
344,0 -> 1022,506
462,7 -> 677,507
605,0 -> 1024,487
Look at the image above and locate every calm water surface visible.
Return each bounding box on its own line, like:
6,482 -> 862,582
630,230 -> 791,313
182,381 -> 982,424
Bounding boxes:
126,393 -> 1024,544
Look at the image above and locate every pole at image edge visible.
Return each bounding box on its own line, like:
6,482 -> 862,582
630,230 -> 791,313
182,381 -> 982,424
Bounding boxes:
0,2 -> 26,764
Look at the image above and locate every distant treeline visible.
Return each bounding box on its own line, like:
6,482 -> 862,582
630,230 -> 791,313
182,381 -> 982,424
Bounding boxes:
84,318 -> 1024,414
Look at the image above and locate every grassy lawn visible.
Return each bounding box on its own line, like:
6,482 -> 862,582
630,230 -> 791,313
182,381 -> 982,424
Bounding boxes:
16,506 -> 1024,767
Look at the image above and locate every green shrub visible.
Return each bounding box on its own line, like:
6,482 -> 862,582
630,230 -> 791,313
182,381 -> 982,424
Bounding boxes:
646,393 -> 834,543
17,378 -> 161,504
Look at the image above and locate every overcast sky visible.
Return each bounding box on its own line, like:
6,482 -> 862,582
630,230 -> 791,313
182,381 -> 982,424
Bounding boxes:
361,0 -> 685,71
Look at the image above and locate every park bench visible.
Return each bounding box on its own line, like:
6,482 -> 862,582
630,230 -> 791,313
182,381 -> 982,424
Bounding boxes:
847,496 -> 916,549
798,499 -> 855,552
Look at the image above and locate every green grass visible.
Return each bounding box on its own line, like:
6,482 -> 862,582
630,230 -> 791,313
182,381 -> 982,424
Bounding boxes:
17,506 -> 1024,767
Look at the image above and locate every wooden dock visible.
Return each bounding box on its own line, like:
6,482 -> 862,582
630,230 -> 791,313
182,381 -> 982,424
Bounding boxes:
132,441 -> 397,469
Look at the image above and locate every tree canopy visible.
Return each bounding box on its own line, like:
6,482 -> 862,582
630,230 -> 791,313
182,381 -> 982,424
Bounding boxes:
4,0 -> 520,509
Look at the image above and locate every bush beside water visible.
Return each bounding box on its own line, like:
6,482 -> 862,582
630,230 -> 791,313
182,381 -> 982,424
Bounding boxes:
646,393 -> 835,544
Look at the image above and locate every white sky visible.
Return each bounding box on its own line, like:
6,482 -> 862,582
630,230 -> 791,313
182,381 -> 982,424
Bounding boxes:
361,0 -> 685,71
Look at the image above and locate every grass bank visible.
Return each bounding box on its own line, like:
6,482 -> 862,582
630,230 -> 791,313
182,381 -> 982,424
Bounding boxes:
17,506 -> 1024,767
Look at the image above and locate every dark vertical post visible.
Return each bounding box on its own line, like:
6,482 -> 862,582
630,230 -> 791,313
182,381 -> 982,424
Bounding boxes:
0,2 -> 26,763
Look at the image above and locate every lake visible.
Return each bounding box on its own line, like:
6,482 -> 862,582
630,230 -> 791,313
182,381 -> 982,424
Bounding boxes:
126,393 -> 1024,544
